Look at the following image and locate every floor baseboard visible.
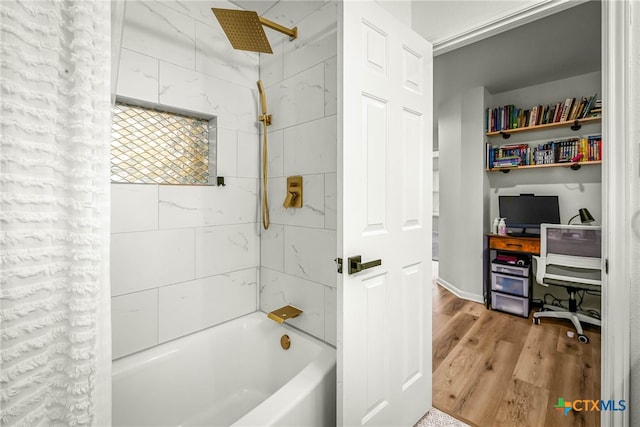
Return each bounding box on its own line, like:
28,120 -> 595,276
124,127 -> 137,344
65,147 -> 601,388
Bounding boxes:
435,277 -> 484,305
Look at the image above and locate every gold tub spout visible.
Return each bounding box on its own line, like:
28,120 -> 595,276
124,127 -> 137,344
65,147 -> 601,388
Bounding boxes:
267,305 -> 302,323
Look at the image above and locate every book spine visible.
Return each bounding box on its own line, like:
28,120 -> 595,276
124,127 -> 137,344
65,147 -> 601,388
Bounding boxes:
554,101 -> 563,122
576,97 -> 587,119
560,97 -> 574,121
581,93 -> 597,119
567,98 -> 580,121
530,106 -> 538,127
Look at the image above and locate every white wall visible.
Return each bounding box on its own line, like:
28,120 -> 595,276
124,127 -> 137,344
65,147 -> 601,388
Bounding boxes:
111,0 -> 261,359
437,94 -> 463,293
258,1 -> 338,346
437,88 -> 487,301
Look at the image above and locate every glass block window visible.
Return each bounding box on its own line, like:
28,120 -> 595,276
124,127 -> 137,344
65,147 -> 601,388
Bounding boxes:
111,102 -> 216,185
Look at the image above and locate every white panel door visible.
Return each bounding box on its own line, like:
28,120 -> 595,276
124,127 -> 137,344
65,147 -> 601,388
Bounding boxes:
337,1 -> 433,426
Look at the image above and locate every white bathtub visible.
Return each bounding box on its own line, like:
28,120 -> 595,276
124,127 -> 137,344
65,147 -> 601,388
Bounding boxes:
112,312 -> 336,427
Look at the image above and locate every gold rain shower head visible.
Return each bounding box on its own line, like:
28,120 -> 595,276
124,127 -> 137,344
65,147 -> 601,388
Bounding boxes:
212,8 -> 298,54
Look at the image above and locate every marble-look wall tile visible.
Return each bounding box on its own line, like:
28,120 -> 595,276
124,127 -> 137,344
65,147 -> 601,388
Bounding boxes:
159,61 -> 259,133
324,173 -> 337,230
284,226 -> 336,287
113,0 -> 266,357
217,127 -> 238,177
324,56 -> 337,116
195,223 -> 260,277
260,268 -> 325,340
259,36 -> 284,88
123,1 -> 196,69
111,289 -> 158,359
282,1 -> 338,79
266,129 -> 284,177
260,224 -> 284,271
224,0 -> 273,15
195,21 -> 259,89
324,286 -> 336,346
237,131 -> 260,178
267,64 -> 325,131
283,115 -> 337,175
116,48 -> 159,104
268,174 -> 325,228
262,1 -> 326,29
111,184 -> 158,233
158,268 -> 258,342
111,229 -> 195,296
160,0 -> 241,25
159,179 -> 258,229
257,1 -> 339,347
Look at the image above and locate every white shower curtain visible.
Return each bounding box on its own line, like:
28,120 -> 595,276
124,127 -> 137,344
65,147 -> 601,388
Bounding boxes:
0,1 -> 112,425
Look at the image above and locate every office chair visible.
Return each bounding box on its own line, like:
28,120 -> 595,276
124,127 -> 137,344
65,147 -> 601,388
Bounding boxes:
532,223 -> 602,343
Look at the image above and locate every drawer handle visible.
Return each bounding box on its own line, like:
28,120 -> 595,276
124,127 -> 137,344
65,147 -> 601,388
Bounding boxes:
506,243 -> 522,247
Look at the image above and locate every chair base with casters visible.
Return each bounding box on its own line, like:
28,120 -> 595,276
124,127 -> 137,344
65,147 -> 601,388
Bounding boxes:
532,286 -> 601,343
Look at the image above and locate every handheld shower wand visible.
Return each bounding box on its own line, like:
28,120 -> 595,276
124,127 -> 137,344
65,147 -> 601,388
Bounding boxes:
257,80 -> 271,229
257,80 -> 271,126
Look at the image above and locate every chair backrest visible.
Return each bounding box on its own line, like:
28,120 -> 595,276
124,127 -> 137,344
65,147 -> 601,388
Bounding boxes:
540,223 -> 602,271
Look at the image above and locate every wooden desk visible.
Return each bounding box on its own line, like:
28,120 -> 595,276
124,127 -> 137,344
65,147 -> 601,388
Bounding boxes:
487,234 -> 540,255
484,234 -> 540,310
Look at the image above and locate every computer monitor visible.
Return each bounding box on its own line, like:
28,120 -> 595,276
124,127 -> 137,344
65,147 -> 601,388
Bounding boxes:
499,194 -> 561,236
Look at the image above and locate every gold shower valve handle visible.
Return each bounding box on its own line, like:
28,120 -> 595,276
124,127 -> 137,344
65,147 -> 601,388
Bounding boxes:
283,191 -> 296,208
283,176 -> 303,209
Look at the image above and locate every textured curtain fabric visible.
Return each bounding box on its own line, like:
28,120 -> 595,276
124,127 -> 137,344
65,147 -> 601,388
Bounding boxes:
0,1 -> 112,425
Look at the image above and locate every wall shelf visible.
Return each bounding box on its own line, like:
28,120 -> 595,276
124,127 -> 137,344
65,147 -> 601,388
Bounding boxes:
487,160 -> 601,173
486,116 -> 601,138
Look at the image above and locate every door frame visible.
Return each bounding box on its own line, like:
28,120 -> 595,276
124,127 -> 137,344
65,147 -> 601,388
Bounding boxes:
430,1 -> 632,425
600,1 -> 632,426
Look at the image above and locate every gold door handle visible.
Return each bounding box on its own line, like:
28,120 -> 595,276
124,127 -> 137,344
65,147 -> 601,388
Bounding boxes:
348,255 -> 382,275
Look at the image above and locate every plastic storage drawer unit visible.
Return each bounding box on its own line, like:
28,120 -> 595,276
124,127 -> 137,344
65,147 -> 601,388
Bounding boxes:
491,292 -> 529,317
491,272 -> 529,297
491,262 -> 529,277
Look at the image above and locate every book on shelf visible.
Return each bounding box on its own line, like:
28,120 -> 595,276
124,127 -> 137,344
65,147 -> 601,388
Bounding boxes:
485,134 -> 602,170
553,101 -> 563,122
568,97 -> 585,121
544,105 -> 554,124
529,106 -> 538,127
521,110 -> 529,128
485,93 -> 600,133
559,97 -> 574,122
586,98 -> 602,117
581,94 -> 598,119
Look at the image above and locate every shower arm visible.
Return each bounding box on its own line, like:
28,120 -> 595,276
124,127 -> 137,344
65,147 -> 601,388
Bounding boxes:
258,16 -> 297,40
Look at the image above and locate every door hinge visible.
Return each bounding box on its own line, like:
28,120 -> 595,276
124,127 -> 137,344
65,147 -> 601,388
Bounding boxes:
335,258 -> 343,274
605,258 -> 609,274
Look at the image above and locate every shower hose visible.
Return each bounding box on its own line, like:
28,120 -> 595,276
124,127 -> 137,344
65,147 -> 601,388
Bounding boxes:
261,119 -> 270,229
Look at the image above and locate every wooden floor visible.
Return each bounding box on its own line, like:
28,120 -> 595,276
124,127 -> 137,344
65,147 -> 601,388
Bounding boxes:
432,283 -> 601,427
